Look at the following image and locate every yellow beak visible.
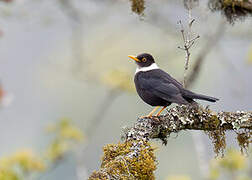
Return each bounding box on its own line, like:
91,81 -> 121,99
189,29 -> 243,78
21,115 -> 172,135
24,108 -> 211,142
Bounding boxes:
128,55 -> 141,62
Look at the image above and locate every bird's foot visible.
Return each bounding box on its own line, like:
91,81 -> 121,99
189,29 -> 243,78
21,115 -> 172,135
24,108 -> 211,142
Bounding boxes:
155,106 -> 167,116
139,106 -> 160,119
139,115 -> 154,119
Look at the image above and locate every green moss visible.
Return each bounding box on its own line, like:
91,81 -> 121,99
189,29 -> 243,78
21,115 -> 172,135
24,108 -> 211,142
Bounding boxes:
89,140 -> 157,180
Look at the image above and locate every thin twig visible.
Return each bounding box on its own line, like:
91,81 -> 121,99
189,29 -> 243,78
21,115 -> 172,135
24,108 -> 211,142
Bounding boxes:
179,3 -> 206,178
177,18 -> 199,87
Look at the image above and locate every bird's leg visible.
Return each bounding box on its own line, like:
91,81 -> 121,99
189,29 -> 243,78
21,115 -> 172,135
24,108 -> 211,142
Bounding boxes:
156,106 -> 167,116
140,106 -> 160,118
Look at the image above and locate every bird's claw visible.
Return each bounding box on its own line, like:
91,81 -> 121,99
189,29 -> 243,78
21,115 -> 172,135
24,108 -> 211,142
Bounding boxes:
139,115 -> 157,119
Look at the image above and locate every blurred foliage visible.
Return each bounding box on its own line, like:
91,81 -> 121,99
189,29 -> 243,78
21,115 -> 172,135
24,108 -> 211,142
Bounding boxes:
248,45 -> 252,63
102,69 -> 135,93
45,140 -> 69,162
209,149 -> 252,180
46,118 -> 84,161
47,118 -> 83,142
0,85 -> 4,104
183,0 -> 199,10
0,119 -> 83,180
0,149 -> 45,180
0,0 -> 13,3
166,175 -> 191,180
165,149 -> 251,180
129,0 -> 145,16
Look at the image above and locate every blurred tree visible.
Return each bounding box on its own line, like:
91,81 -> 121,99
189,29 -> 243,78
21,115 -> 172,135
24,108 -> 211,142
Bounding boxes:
0,119 -> 84,180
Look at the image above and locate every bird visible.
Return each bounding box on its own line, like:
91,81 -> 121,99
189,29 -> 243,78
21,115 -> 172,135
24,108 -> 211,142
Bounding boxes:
128,53 -> 219,117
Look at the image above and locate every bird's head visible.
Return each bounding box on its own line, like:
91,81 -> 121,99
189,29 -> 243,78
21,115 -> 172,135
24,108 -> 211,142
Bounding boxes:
128,53 -> 155,68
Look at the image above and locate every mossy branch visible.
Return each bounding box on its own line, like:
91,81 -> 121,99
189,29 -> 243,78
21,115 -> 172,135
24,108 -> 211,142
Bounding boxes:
222,0 -> 252,11
207,0 -> 252,23
129,0 -> 252,23
88,140 -> 156,180
124,105 -> 251,144
89,105 -> 251,179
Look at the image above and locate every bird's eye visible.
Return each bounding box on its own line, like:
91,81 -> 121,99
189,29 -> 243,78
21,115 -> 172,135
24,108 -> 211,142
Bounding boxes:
142,58 -> 147,62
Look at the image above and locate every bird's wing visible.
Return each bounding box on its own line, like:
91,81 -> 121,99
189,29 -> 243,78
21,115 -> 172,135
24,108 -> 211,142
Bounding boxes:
138,70 -> 189,105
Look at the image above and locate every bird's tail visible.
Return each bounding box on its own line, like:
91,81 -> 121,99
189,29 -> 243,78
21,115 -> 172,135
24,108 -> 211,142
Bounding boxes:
183,90 -> 219,102
191,94 -> 219,102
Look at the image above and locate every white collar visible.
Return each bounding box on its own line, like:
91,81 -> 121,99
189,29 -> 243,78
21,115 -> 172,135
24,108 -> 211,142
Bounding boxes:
135,63 -> 159,74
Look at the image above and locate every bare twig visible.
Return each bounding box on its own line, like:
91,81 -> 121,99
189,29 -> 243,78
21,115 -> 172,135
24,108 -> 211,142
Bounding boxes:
177,20 -> 200,87
178,19 -> 225,179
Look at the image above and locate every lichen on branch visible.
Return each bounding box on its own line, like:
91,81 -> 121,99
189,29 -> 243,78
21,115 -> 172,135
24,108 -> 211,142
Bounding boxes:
89,105 -> 251,179
124,105 -> 251,143
88,140 -> 156,180
208,0 -> 252,23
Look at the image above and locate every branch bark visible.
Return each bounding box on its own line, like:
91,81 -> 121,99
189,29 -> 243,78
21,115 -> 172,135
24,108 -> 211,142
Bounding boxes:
89,105 -> 252,179
124,105 -> 252,144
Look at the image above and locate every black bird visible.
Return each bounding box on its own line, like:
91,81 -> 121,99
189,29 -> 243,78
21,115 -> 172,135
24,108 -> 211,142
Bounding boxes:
129,53 -> 219,117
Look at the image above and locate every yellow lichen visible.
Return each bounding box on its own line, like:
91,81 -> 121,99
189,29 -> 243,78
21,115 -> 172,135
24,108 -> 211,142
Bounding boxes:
89,140 -> 156,180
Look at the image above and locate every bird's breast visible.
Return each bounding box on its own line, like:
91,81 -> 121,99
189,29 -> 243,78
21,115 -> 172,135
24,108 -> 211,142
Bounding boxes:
134,72 -> 168,106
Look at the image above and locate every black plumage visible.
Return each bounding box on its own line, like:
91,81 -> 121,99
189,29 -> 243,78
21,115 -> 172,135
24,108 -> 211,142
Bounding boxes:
129,53 -> 219,117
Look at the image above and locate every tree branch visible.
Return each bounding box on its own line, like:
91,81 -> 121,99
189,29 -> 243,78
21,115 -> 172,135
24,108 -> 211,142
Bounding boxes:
124,105 -> 252,144
208,0 -> 252,23
224,0 -> 252,11
89,105 -> 252,179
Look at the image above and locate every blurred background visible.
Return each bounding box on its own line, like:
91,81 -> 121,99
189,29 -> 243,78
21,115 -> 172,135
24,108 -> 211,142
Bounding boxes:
0,0 -> 251,179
